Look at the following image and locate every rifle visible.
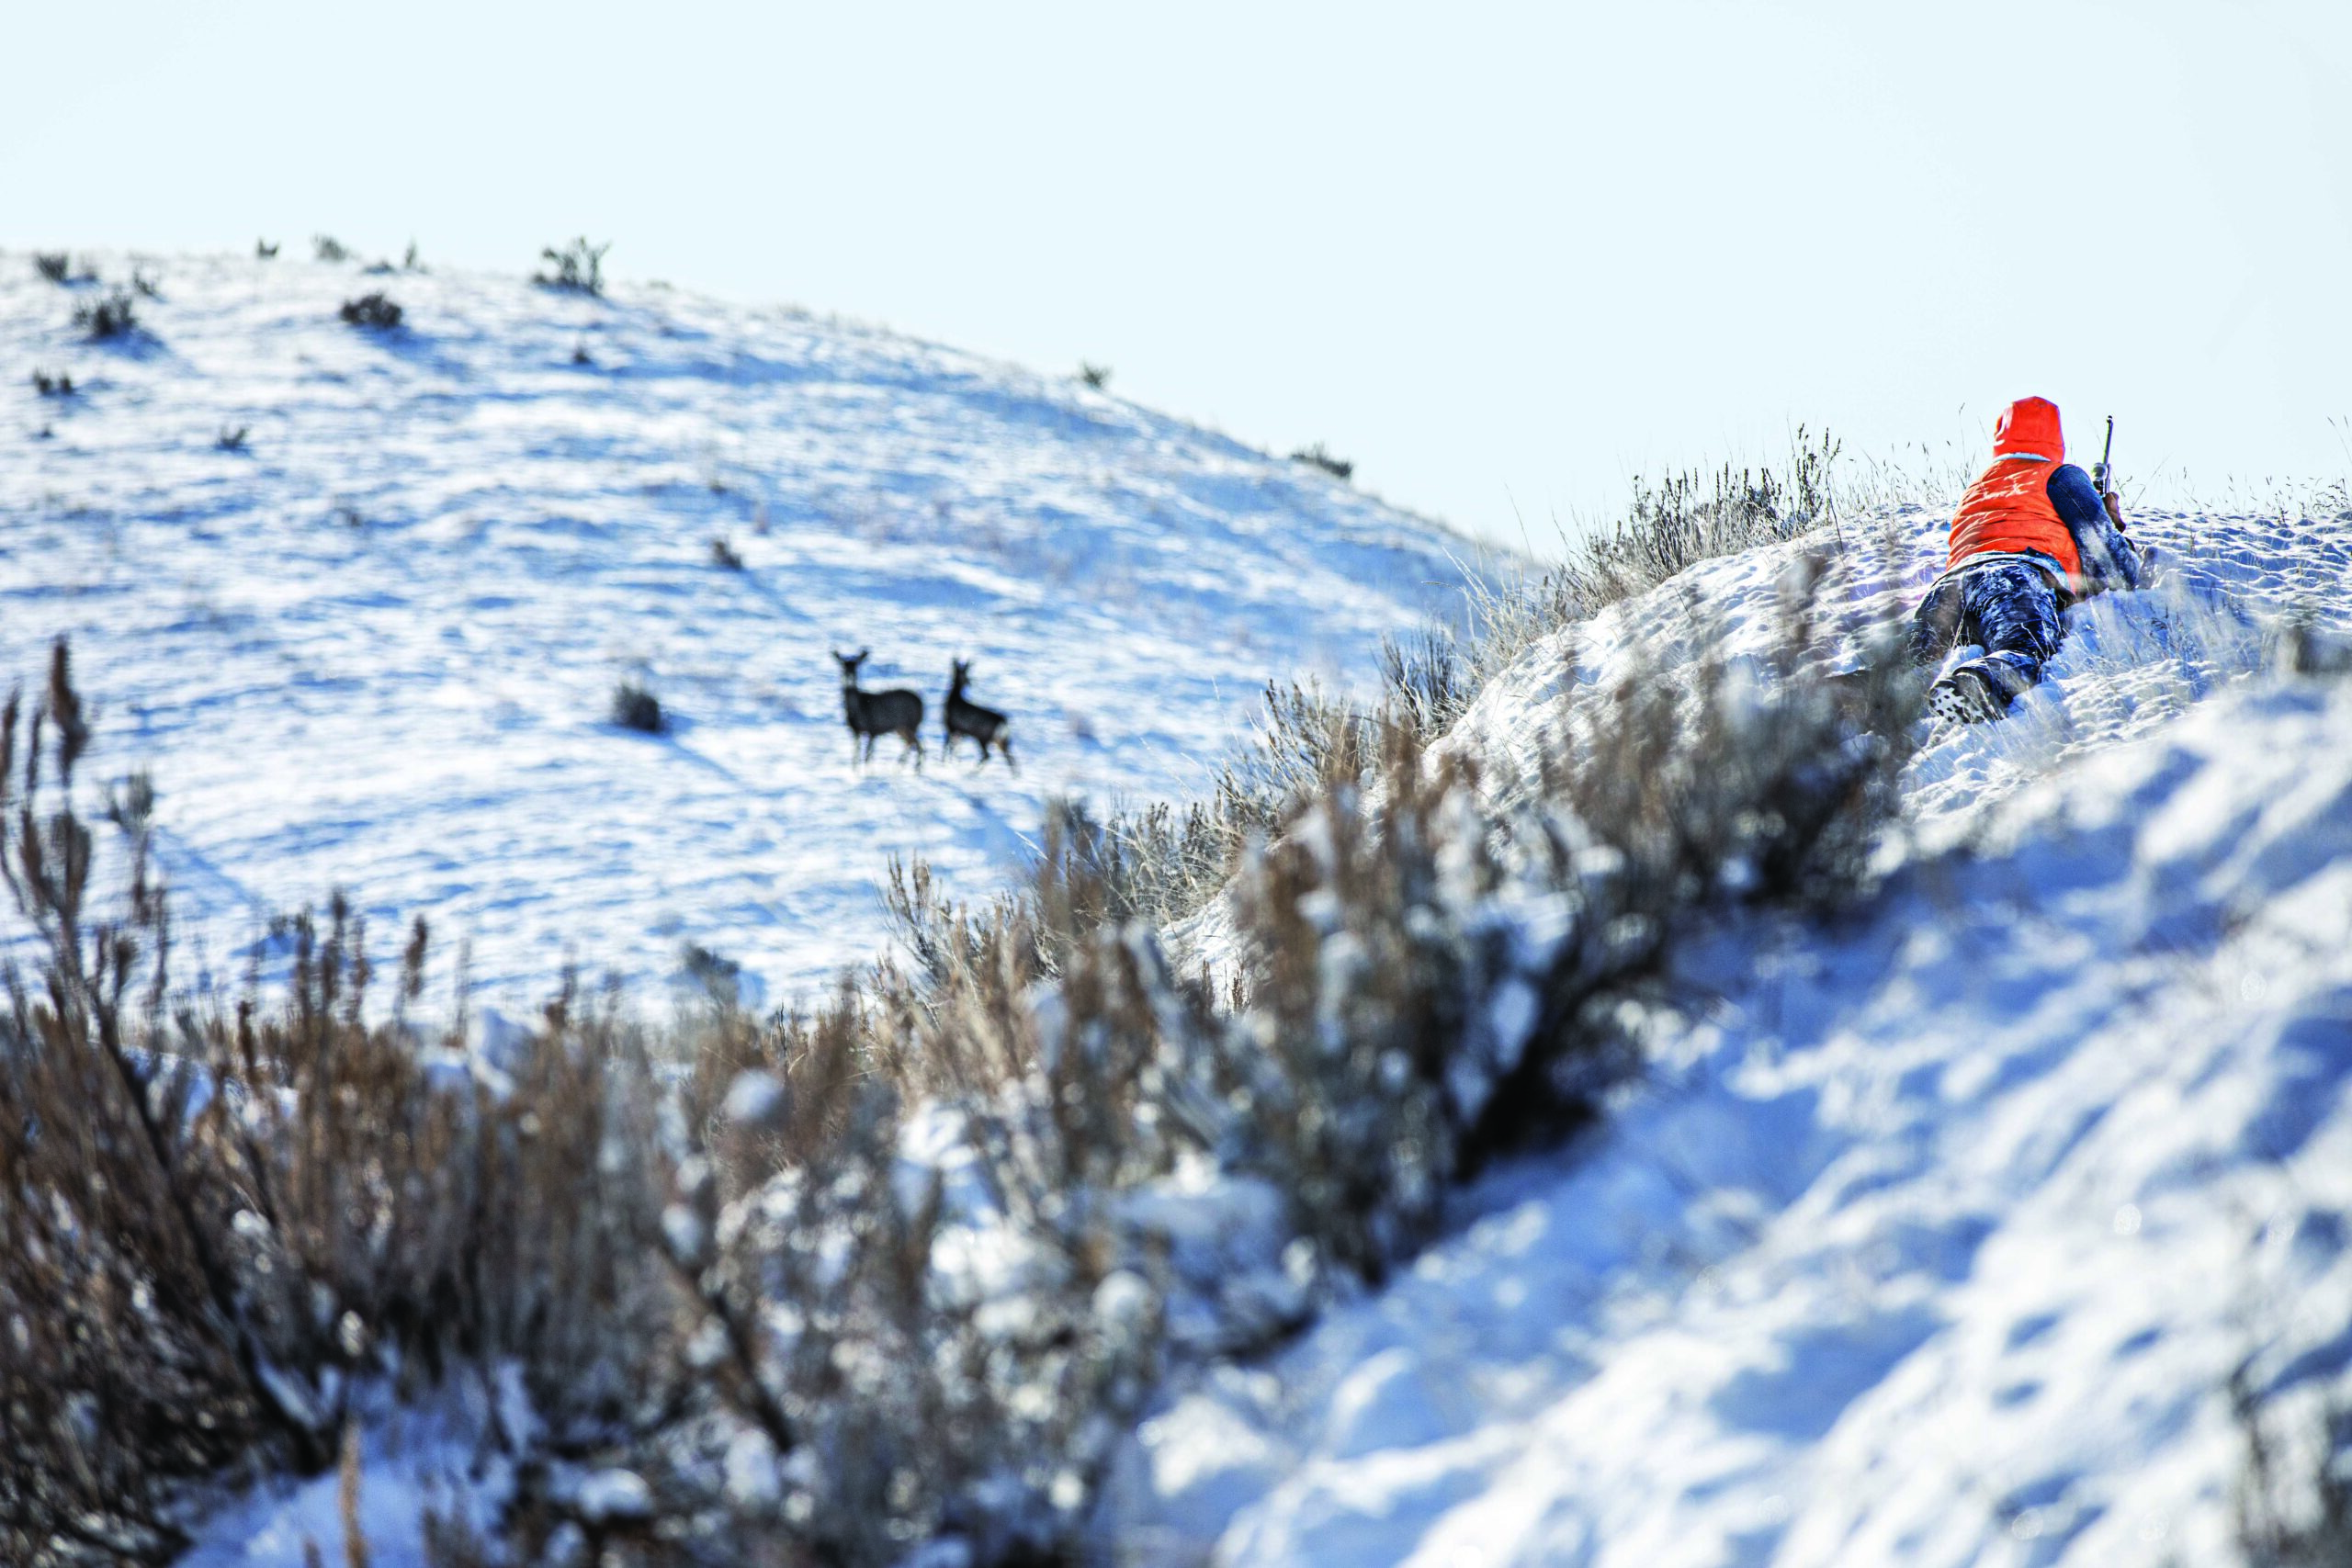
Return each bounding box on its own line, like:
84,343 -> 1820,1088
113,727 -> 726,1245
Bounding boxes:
2091,415 -> 2116,496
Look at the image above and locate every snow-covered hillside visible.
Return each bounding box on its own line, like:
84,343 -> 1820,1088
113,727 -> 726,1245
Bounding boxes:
17,247 -> 2352,1568
1112,503 -> 2352,1564
1,251 -> 1488,1004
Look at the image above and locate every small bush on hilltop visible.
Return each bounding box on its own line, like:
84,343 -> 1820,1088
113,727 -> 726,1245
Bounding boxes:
611,677 -> 665,733
214,425 -> 250,453
73,288 -> 141,341
1291,442 -> 1354,480
709,536 -> 745,570
32,252 -> 93,284
339,291 -> 403,330
313,234 -> 352,263
537,236 -> 610,296
30,368 -> 74,397
1079,361 -> 1112,389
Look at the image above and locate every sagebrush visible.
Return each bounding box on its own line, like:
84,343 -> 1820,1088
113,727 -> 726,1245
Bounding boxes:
1068,430 -> 1853,938
1290,443 -> 1353,481
610,678 -> 665,734
73,288 -> 141,341
339,292 -> 404,331
537,238 -> 610,296
0,466 -> 1922,1563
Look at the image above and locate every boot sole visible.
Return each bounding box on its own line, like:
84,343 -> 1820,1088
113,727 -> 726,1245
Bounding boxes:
1928,678 -> 2002,725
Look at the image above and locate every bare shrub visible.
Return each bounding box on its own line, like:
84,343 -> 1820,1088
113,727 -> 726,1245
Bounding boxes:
33,251 -> 78,283
1020,679 -> 1379,941
214,425 -> 250,453
256,239 -> 280,260
1079,362 -> 1111,389
709,536 -> 745,571
0,646 -> 1170,1566
537,238 -> 610,296
1380,625 -> 1469,740
73,288 -> 141,341
313,235 -> 352,263
339,293 -> 403,331
0,645 -> 681,1563
30,368 -> 74,397
131,267 -> 162,300
611,678 -> 665,734
1290,443 -> 1353,481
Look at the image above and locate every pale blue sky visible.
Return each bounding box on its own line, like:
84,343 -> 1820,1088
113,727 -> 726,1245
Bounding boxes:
7,1 -> 2347,552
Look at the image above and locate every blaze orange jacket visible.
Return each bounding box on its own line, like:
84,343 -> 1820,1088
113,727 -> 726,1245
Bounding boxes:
1947,397 -> 2085,584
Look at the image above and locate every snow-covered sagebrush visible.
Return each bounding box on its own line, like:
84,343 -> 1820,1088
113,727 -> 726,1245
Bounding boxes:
1111,496 -> 2352,1568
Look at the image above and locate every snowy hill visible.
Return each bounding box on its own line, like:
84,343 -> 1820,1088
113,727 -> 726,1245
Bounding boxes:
1112,503 -> 2352,1563
0,250 -> 1489,1004
16,246 -> 2352,1568
134,490 -> 2350,1567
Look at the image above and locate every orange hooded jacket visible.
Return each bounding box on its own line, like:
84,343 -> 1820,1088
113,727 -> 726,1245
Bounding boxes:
1947,397 -> 2085,585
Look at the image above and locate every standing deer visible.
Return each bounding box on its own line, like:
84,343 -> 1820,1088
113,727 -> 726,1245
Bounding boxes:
835,649 -> 925,768
944,658 -> 1014,770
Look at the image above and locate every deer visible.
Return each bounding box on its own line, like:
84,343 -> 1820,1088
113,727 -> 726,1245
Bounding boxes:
835,649 -> 925,769
944,658 -> 1014,770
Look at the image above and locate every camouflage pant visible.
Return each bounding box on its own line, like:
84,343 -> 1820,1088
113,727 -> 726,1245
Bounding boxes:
1908,561 -> 2065,704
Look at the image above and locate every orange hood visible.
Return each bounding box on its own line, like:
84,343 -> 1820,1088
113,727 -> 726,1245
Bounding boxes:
1993,397 -> 2065,462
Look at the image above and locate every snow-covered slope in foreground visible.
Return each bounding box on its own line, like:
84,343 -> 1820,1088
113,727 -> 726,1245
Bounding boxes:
0,252 -> 1484,1002
1116,514 -> 2352,1564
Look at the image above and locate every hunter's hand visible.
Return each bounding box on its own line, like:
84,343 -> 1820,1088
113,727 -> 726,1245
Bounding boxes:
2104,490 -> 2125,530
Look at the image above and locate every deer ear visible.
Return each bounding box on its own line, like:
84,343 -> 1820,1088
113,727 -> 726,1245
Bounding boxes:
858,648 -> 869,661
